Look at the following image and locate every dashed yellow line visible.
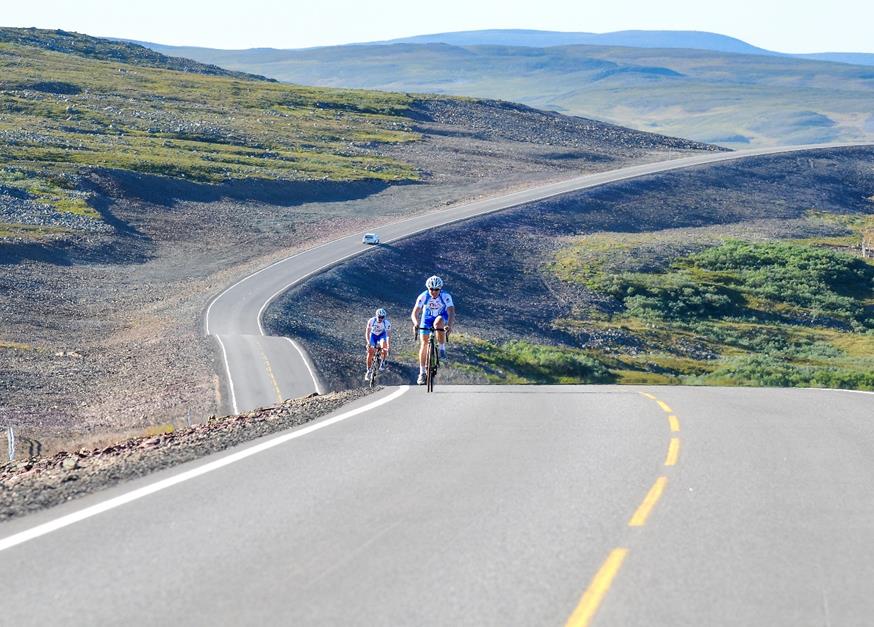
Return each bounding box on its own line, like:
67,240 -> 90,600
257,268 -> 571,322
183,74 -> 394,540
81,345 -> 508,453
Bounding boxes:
665,438 -> 680,466
565,548 -> 629,627
564,391 -> 679,626
629,477 -> 668,527
259,345 -> 283,404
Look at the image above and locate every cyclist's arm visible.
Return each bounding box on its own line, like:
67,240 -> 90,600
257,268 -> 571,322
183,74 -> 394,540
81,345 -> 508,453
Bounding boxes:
365,321 -> 372,343
446,305 -> 456,334
410,305 -> 422,328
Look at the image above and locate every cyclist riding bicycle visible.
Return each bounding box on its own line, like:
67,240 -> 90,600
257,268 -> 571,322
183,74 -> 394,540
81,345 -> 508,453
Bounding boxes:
410,275 -> 455,385
365,308 -> 391,380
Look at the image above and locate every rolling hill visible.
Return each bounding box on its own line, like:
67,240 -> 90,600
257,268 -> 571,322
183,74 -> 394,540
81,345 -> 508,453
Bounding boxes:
139,31 -> 874,148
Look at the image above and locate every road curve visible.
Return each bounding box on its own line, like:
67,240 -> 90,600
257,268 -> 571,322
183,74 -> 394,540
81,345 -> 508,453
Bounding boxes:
204,142 -> 872,413
1,386 -> 872,625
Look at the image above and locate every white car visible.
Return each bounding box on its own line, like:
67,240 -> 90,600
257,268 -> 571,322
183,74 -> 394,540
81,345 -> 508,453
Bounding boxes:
362,233 -> 380,245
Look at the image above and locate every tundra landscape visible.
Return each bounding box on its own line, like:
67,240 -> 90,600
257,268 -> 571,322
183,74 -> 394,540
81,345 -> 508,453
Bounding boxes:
1,28 -> 716,458
1,27 -> 871,515
2,11 -> 874,626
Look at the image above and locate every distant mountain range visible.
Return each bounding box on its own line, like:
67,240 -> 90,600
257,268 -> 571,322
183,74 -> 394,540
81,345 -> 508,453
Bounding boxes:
136,29 -> 874,148
377,30 -> 874,66
142,29 -> 874,68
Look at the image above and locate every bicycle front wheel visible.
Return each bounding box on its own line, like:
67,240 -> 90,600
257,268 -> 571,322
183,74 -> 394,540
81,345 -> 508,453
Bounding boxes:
427,339 -> 438,392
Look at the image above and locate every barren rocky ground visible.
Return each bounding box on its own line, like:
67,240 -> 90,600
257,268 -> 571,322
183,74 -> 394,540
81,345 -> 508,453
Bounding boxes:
264,146 -> 874,389
1,97 -> 715,457
0,388 -> 372,521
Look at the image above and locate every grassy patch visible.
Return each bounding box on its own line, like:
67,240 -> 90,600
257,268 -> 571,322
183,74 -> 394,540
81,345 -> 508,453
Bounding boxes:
452,334 -> 615,384
0,339 -> 34,350
549,233 -> 874,389
687,354 -> 874,390
141,423 -> 175,437
0,32 -> 424,238
0,222 -> 68,238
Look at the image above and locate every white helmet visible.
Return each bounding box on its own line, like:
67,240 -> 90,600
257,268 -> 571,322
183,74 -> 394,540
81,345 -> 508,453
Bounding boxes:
375,308 -> 387,318
425,275 -> 444,289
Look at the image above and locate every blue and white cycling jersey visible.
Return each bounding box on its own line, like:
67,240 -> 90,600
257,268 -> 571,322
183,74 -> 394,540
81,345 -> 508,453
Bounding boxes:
415,290 -> 454,327
367,316 -> 391,345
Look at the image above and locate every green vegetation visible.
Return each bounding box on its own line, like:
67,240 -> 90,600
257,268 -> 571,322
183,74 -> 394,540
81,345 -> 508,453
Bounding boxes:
0,29 -> 422,238
548,232 -> 874,390
450,334 -> 615,384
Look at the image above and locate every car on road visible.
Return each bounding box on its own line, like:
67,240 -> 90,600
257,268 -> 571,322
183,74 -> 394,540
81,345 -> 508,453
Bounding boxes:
362,233 -> 380,245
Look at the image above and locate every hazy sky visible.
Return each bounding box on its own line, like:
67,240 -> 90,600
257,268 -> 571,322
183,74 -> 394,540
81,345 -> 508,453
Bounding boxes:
4,0 -> 873,53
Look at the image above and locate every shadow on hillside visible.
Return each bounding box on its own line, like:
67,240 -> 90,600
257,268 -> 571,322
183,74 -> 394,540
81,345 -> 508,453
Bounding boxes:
0,234 -> 154,266
1,196 -> 153,267
91,169 -> 398,208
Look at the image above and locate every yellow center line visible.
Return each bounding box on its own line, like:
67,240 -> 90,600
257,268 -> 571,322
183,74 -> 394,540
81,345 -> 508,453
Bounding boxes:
259,346 -> 283,404
656,400 -> 673,414
668,415 -> 680,432
629,476 -> 668,527
664,438 -> 680,466
565,548 -> 629,627
639,392 -> 657,400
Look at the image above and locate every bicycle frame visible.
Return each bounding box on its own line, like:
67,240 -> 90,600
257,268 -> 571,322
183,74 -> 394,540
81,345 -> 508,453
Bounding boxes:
368,344 -> 387,389
414,326 -> 441,392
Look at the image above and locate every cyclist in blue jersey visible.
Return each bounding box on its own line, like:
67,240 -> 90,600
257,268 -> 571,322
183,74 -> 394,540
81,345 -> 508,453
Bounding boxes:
364,308 -> 391,380
410,275 -> 455,385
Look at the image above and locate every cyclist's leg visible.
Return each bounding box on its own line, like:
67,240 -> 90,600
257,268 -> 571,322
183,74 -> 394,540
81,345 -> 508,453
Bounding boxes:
418,318 -> 435,369
418,332 -> 428,367
378,338 -> 388,369
417,326 -> 431,385
434,315 -> 447,358
366,342 -> 375,371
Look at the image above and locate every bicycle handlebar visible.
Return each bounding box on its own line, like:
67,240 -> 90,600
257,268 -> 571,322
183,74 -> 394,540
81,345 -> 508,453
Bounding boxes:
413,325 -> 451,340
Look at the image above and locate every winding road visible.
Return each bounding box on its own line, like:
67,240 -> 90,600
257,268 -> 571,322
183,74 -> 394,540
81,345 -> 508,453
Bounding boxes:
205,142 -> 871,414
1,142 -> 872,625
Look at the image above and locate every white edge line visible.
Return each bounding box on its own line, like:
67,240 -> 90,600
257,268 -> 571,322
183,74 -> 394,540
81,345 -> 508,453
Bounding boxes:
802,387 -> 874,396
256,247 -> 368,336
204,233 -> 362,336
215,335 -> 239,415
0,386 -> 410,553
285,337 -> 325,395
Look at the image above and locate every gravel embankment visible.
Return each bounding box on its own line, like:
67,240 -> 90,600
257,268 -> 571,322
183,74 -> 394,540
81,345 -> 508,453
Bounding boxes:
0,389 -> 372,522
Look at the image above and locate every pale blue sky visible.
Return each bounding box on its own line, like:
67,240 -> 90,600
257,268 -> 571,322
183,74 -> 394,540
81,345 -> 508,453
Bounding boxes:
4,0 -> 873,53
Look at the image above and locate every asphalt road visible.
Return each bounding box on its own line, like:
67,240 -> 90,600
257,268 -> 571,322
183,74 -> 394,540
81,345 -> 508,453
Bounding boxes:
204,142 -> 872,414
1,385 -> 872,625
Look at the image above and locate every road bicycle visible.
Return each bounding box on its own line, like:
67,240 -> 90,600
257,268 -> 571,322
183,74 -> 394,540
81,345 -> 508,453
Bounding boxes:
414,325 -> 446,392
367,345 -> 387,389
